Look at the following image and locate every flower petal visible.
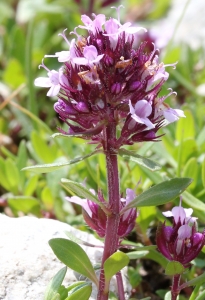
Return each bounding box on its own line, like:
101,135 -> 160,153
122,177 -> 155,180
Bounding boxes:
34,77 -> 51,87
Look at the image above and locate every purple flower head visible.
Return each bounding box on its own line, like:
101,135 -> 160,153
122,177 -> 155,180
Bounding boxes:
34,6 -> 185,149
66,187 -> 137,238
157,201 -> 205,268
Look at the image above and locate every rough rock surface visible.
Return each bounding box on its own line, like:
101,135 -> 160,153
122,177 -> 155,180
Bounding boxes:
0,214 -> 130,300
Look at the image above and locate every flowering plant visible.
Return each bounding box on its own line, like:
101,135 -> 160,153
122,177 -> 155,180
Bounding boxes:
26,5 -> 205,300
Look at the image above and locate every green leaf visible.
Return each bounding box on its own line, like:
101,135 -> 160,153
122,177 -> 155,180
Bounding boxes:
176,110 -> 195,141
104,252 -> 129,290
195,289 -> 205,300
202,158 -> 205,188
121,178 -> 192,212
8,196 -> 40,215
16,140 -> 28,170
22,151 -> 98,173
44,266 -> 67,300
3,58 -> 26,89
0,157 -> 10,190
182,157 -> 198,189
66,283 -> 92,300
49,238 -> 98,286
61,179 -> 101,207
5,158 -> 20,191
24,174 -> 39,196
119,148 -> 161,171
180,271 -> 205,289
31,131 -> 57,163
41,186 -> 54,210
126,250 -> 149,259
182,191 -> 205,211
165,261 -> 185,276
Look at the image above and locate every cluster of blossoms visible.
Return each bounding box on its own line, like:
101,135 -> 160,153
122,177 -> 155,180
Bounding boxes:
156,201 -> 205,267
35,6 -> 185,150
66,188 -> 137,239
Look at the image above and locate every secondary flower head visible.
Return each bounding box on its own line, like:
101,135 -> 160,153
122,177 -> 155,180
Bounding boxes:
156,201 -> 205,268
34,6 -> 185,150
66,187 -> 137,238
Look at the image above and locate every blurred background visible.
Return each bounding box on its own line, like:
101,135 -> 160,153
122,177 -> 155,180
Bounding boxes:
0,0 -> 205,298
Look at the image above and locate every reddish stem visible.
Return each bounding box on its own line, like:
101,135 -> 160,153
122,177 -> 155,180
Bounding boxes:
171,274 -> 181,300
116,271 -> 125,300
97,120 -> 121,300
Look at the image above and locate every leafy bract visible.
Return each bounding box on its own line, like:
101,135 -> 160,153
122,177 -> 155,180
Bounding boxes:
49,238 -> 98,287
165,261 -> 185,276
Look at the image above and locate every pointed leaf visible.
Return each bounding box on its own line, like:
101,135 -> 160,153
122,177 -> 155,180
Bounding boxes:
22,151 -> 98,173
66,283 -> 92,300
49,238 -> 98,286
119,148 -> 161,171
104,252 -> 129,282
44,266 -> 67,300
61,179 -> 101,207
121,178 -> 192,213
165,261 -> 185,276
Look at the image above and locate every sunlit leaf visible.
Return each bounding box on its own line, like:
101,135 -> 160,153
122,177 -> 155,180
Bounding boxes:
49,238 -> 98,286
104,252 -> 129,292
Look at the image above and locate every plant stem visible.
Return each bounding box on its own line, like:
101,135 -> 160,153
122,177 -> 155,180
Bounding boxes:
97,120 -> 121,300
116,272 -> 125,300
171,274 -> 181,300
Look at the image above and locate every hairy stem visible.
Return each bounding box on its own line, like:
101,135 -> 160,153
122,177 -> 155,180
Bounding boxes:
116,271 -> 125,300
171,274 -> 181,300
97,120 -> 121,300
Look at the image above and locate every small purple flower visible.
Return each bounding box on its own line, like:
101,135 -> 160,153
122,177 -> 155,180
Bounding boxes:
79,14 -> 106,33
129,100 -> 155,129
34,61 -> 68,97
66,187 -> 137,238
73,45 -> 104,66
156,202 -> 205,267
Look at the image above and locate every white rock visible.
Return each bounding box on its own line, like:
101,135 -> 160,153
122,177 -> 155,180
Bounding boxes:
0,214 -> 131,300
